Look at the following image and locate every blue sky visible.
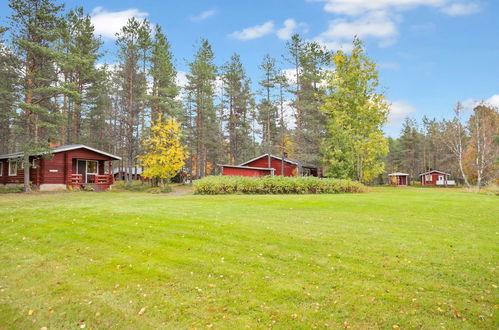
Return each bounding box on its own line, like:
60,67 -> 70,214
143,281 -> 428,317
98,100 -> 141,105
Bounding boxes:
1,0 -> 497,136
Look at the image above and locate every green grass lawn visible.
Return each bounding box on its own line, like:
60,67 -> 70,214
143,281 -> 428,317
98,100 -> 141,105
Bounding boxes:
0,187 -> 497,329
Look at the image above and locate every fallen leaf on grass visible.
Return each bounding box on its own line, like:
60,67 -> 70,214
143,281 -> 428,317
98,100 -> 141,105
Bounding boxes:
138,307 -> 146,315
28,309 -> 34,315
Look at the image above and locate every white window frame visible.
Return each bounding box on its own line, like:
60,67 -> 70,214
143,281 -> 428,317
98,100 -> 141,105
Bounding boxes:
0,161 -> 3,176
32,158 -> 38,169
8,161 -> 18,176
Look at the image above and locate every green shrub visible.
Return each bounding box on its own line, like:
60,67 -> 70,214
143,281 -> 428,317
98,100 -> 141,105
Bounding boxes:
194,176 -> 366,195
0,186 -> 23,194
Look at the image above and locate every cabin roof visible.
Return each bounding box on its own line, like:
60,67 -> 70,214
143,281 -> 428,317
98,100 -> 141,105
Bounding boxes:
419,170 -> 450,176
388,172 -> 409,176
221,164 -> 275,171
0,144 -> 121,160
239,154 -> 317,169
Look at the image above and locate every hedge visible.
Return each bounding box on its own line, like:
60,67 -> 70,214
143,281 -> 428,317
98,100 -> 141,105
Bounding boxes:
193,176 -> 366,195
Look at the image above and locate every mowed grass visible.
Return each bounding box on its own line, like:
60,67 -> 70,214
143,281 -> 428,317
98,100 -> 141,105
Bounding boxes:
0,187 -> 497,329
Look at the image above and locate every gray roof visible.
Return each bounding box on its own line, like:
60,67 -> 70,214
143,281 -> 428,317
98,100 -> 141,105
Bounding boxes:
419,170 -> 450,176
388,172 -> 409,176
239,154 -> 318,169
0,144 -> 121,160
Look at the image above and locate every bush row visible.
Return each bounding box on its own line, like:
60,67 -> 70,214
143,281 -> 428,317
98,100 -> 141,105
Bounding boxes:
193,176 -> 366,195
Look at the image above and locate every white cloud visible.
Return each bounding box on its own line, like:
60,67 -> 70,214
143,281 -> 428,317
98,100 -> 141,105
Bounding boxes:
486,95 -> 499,108
276,19 -> 308,40
190,9 -> 217,22
229,21 -> 275,40
387,100 -> 418,127
310,0 -> 480,51
315,11 -> 398,49
440,2 -> 481,16
311,0 -> 447,16
176,71 -> 189,88
91,7 -> 149,39
461,95 -> 499,111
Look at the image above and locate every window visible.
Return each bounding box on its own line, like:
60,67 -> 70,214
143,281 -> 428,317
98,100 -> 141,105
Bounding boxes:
425,174 -> 432,181
32,159 -> 38,168
0,162 -> 3,176
87,160 -> 98,174
8,161 -> 17,176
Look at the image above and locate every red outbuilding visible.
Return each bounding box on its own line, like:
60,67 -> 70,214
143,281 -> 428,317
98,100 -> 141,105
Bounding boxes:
0,144 -> 121,191
419,170 -> 455,186
221,154 -> 319,177
388,172 -> 410,186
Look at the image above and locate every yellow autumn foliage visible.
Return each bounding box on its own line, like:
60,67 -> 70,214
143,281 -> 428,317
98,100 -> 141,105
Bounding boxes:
139,115 -> 189,181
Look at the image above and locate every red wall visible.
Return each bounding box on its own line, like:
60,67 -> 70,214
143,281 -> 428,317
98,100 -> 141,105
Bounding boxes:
222,166 -> 271,177
422,172 -> 447,186
0,157 -> 39,185
245,157 -> 297,177
1,148 -> 115,187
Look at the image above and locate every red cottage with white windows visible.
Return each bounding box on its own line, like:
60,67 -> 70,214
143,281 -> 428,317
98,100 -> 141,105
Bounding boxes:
221,154 -> 320,177
0,144 -> 121,191
419,170 -> 455,186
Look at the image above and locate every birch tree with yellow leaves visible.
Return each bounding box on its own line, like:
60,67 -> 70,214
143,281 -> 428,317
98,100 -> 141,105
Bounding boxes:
321,37 -> 389,183
139,115 -> 188,185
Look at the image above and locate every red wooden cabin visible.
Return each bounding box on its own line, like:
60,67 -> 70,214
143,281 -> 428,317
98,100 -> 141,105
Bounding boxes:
0,144 -> 121,191
419,170 -> 455,186
388,172 -> 409,186
221,154 -> 319,177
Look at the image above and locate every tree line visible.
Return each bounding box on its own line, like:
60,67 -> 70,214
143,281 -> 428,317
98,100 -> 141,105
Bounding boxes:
385,103 -> 498,189
1,0 -> 496,191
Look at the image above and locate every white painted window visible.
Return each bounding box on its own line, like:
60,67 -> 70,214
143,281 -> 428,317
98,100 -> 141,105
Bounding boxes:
425,174 -> 432,181
0,162 -> 3,176
8,161 -> 17,176
32,159 -> 38,168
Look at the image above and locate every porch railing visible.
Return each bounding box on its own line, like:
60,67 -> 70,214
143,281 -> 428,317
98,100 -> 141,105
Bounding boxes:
95,175 -> 112,185
68,174 -> 112,186
69,174 -> 82,185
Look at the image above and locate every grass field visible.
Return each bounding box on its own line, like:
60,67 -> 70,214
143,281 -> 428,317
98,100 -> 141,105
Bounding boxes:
0,187 -> 497,329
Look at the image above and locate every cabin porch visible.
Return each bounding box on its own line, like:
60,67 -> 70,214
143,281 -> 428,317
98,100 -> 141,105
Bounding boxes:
68,158 -> 114,190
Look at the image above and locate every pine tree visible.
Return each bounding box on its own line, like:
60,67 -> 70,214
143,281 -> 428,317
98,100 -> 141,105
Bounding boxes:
257,54 -> 279,159
8,0 -> 65,192
115,18 -> 148,184
295,40 -> 331,165
149,25 -> 180,121
185,39 -> 218,178
56,7 -> 103,144
0,27 -> 19,154
221,53 -> 254,164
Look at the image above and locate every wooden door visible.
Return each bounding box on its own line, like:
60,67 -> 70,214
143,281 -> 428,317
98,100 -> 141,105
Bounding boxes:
77,160 -> 87,183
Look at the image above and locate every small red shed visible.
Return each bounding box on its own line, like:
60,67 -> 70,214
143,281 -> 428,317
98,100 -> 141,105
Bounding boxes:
0,144 -> 121,191
419,170 -> 455,186
388,172 -> 409,186
221,154 -> 319,177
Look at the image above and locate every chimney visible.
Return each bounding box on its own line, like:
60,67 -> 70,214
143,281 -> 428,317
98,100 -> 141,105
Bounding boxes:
49,139 -> 61,148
